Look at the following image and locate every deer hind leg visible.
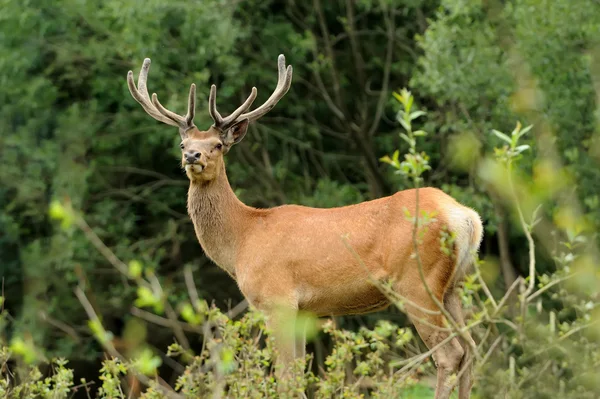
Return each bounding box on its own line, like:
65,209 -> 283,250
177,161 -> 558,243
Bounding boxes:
400,283 -> 464,399
444,289 -> 475,399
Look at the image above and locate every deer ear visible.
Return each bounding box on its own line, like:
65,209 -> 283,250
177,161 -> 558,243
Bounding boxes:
222,119 -> 249,147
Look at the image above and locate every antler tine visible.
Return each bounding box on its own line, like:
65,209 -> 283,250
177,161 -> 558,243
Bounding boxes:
127,58 -> 196,133
151,88 -> 197,132
207,55 -> 293,131
276,52 -> 287,88
186,83 -> 196,126
218,87 -> 258,128
239,54 -> 293,123
209,84 -> 258,131
208,85 -> 224,127
152,93 -> 185,123
127,60 -> 177,127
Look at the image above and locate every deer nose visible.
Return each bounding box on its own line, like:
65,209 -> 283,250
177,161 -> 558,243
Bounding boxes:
184,151 -> 201,164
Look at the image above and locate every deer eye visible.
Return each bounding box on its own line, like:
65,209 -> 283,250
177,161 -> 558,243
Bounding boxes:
215,143 -> 223,151
180,143 -> 185,149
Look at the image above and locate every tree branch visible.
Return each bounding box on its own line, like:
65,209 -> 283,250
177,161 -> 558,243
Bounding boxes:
367,3 -> 394,137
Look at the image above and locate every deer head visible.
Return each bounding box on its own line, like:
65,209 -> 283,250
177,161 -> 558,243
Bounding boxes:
127,55 -> 293,182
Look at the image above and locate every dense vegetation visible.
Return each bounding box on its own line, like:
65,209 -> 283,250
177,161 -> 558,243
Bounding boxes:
1,0 -> 600,397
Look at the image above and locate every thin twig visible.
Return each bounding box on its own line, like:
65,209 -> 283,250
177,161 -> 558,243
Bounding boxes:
527,273 -> 577,302
75,217 -> 131,278
75,287 -> 183,399
38,311 -> 81,342
131,307 -> 201,333
475,267 -> 498,311
479,335 -> 503,368
313,0 -> 344,110
392,319 -> 483,374
508,162 -> 536,297
366,2 -> 394,137
77,214 -> 191,350
495,276 -> 523,313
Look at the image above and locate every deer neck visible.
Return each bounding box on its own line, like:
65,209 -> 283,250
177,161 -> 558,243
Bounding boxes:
187,162 -> 251,277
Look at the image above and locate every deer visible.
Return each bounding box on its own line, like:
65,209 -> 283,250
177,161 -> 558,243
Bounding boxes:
126,55 -> 483,399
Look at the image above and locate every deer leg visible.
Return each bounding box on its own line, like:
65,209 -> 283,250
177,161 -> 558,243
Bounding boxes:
404,290 -> 464,399
295,317 -> 306,364
264,304 -> 298,380
444,289 -> 475,399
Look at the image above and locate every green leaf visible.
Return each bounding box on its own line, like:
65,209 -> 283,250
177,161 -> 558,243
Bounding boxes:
409,110 -> 427,120
518,124 -> 533,138
392,91 -> 404,103
397,115 -> 411,132
48,200 -> 74,229
128,260 -> 143,279
514,144 -> 530,154
180,302 -> 203,325
134,287 -> 163,314
491,129 -> 512,144
219,348 -> 236,374
48,200 -> 67,221
133,348 -> 162,375
10,337 -> 38,364
403,89 -> 413,111
380,155 -> 393,165
399,133 -> 413,146
88,319 -> 113,345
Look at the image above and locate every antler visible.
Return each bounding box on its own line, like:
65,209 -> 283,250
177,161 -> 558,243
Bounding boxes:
209,54 -> 293,131
127,58 -> 196,135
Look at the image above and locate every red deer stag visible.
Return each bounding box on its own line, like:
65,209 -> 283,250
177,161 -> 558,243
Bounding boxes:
127,55 -> 482,399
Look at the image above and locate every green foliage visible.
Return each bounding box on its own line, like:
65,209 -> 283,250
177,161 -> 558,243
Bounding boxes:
413,0 -> 600,235
2,0 -> 600,398
381,89 -> 431,183
0,307 -> 430,398
0,355 -> 74,399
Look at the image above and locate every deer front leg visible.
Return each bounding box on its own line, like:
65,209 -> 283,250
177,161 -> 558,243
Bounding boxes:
263,303 -> 298,380
240,275 -> 302,379
295,318 -> 306,365
264,306 -> 311,399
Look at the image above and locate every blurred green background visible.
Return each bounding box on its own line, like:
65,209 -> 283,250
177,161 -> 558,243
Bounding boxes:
1,0 -> 600,397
